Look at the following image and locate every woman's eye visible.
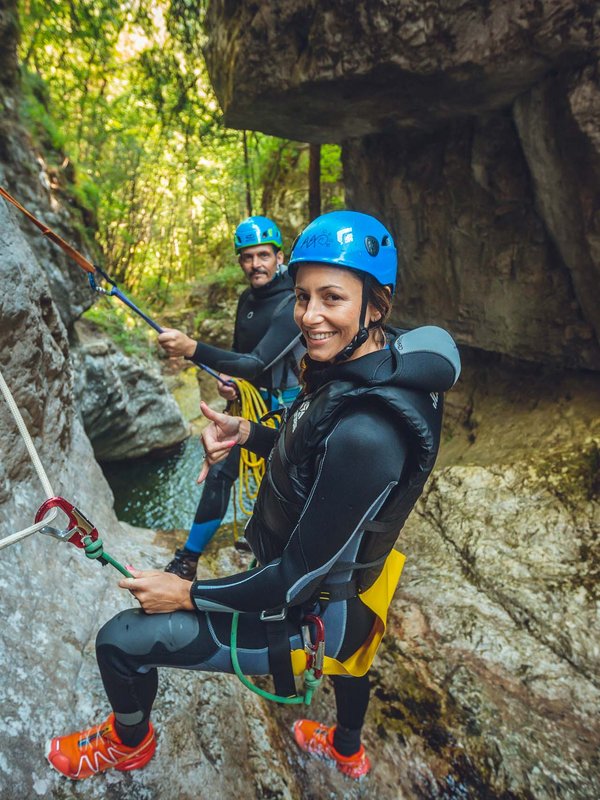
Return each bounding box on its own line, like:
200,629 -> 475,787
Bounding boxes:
326,294 -> 341,302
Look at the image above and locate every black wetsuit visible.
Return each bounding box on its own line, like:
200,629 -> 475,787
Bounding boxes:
184,270 -> 304,554
189,270 -> 303,392
96,327 -> 460,746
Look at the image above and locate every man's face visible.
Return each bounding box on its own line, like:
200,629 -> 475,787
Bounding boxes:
238,244 -> 283,288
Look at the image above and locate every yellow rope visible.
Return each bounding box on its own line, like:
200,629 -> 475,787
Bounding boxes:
228,380 -> 278,532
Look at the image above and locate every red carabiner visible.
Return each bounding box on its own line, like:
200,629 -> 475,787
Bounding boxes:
302,613 -> 326,678
34,496 -> 99,549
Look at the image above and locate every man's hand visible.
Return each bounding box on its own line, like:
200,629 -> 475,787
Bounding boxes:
217,373 -> 239,401
119,568 -> 195,613
157,328 -> 197,358
198,401 -> 250,483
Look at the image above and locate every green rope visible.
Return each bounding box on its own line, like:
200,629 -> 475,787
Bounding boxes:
230,611 -> 322,705
82,535 -> 133,578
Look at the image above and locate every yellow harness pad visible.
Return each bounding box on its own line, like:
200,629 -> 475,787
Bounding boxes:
290,549 -> 406,677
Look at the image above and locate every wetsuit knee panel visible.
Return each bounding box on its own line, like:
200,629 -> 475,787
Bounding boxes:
96,608 -> 203,658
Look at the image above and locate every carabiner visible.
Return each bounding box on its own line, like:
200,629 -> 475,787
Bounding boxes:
88,266 -> 117,297
302,613 -> 325,678
34,496 -> 98,550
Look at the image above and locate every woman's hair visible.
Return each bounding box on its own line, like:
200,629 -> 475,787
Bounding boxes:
367,281 -> 393,347
299,278 -> 393,391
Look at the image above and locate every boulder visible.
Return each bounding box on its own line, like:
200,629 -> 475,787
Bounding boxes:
71,326 -> 189,462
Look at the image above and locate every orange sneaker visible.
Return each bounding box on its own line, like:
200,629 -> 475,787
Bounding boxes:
46,713 -> 156,780
293,719 -> 371,780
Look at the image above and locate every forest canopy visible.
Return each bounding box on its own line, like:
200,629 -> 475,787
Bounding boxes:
17,0 -> 343,308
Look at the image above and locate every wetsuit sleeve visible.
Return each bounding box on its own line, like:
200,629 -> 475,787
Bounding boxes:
394,326 -> 461,391
244,422 -> 278,459
190,402 -> 409,613
188,296 -> 301,382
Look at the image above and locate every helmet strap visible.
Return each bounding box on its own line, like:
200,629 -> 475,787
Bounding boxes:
334,275 -> 371,363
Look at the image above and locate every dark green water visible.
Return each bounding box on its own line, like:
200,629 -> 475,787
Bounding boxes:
101,436 -> 235,530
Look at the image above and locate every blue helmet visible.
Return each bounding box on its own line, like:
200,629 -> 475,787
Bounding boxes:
288,210 -> 397,291
234,216 -> 283,253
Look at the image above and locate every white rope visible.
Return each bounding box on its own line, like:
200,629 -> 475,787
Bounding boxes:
0,368 -> 58,550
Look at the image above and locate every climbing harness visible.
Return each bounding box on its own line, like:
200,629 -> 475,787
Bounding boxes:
230,558 -> 324,705
35,497 -> 132,577
230,610 -> 323,705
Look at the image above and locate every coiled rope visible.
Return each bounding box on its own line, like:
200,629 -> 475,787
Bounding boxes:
0,368 -> 58,549
229,379 -> 278,530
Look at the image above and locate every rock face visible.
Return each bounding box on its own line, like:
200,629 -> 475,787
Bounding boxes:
72,326 -> 189,461
205,0 -> 600,371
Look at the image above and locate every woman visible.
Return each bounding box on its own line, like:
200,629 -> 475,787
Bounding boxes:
46,211 -> 460,781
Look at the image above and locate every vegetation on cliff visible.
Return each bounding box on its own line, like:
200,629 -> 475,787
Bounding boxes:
17,0 -> 342,322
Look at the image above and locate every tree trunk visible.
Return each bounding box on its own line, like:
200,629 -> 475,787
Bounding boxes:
308,143 -> 321,220
242,130 -> 252,216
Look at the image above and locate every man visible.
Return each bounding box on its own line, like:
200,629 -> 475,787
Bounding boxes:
157,215 -> 304,578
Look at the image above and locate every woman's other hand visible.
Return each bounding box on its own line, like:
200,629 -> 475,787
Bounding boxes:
197,401 -> 250,483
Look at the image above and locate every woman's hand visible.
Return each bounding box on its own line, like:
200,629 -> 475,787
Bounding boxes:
217,373 -> 239,401
119,568 -> 195,613
157,328 -> 197,358
198,401 -> 250,483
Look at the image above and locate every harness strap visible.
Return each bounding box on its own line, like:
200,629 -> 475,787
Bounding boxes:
314,552 -> 390,605
314,579 -> 359,605
362,518 -> 400,533
327,554 -> 388,575
262,614 -> 297,698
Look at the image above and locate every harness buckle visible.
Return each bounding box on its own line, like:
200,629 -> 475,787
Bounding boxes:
34,497 -> 98,550
302,613 -> 325,678
260,607 -> 287,622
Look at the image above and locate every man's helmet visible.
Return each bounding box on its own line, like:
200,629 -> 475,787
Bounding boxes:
234,216 -> 283,253
288,210 -> 397,291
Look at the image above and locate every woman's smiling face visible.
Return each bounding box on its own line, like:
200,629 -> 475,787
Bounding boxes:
293,264 -> 382,363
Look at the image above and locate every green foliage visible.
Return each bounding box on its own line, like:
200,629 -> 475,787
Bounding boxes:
17,0 -> 344,317
84,300 -> 156,360
21,72 -> 67,151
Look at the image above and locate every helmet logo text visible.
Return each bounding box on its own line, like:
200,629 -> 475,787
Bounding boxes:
299,233 -> 331,249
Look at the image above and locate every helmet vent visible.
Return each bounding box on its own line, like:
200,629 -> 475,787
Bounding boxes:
364,236 -> 379,256
381,235 -> 391,247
